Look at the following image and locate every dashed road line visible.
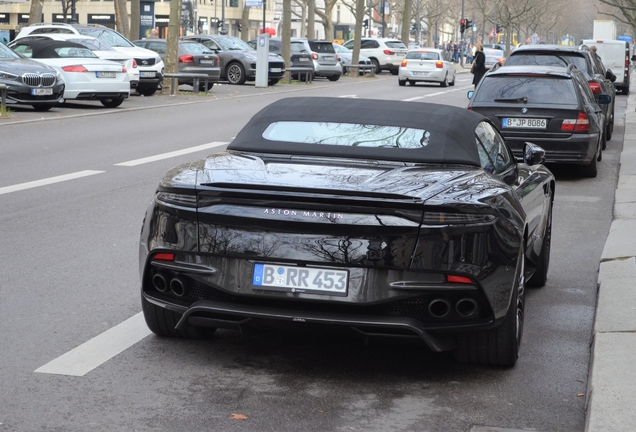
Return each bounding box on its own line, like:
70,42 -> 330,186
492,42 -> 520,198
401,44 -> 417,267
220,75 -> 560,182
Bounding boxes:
115,141 -> 229,167
35,312 -> 152,377
0,170 -> 105,196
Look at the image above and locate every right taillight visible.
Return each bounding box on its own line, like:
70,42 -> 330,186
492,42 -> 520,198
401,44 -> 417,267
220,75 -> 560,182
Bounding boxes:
311,52 -> 318,60
589,81 -> 602,94
401,59 -> 407,67
561,111 -> 590,132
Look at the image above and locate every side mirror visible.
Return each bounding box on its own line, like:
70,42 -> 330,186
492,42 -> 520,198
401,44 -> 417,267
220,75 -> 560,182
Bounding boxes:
523,142 -> 546,166
632,55 -> 636,62
605,69 -> 617,82
598,94 -> 611,104
467,90 -> 474,99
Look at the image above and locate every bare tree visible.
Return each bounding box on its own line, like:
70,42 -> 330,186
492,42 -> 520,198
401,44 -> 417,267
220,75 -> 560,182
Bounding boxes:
597,0 -> 636,35
28,0 -> 44,26
130,0 -> 140,41
163,0 -> 182,94
114,0 -> 130,38
315,0 -> 338,40
241,5 -> 252,42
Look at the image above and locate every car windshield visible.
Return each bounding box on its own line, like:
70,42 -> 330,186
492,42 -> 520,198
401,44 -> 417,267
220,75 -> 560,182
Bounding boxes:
0,42 -> 19,59
406,51 -> 440,60
263,121 -> 432,149
214,37 -> 252,51
474,75 -> 578,105
76,28 -> 134,48
69,38 -> 114,51
308,42 -> 335,53
180,42 -> 214,54
506,53 -> 591,76
291,41 -> 308,53
333,44 -> 350,53
385,40 -> 407,49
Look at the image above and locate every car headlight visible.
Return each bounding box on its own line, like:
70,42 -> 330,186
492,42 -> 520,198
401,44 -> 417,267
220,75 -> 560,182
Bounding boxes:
0,70 -> 19,81
155,56 -> 162,64
56,71 -> 64,84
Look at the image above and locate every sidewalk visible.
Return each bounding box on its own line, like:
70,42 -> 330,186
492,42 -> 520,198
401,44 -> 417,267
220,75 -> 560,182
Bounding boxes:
585,74 -> 636,431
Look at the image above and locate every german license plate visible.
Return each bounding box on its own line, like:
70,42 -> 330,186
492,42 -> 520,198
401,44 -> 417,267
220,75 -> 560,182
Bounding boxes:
96,71 -> 116,78
252,263 -> 348,296
140,71 -> 155,78
31,88 -> 53,96
269,68 -> 282,73
299,58 -> 310,62
322,56 -> 333,61
200,59 -> 215,64
502,118 -> 547,129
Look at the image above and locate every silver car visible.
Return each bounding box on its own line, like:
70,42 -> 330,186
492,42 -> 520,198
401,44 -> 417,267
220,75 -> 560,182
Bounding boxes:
292,39 -> 342,81
333,43 -> 373,74
398,48 -> 456,87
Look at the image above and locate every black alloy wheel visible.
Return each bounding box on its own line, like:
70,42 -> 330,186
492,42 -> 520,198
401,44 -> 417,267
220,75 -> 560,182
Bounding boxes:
227,62 -> 246,85
371,58 -> 381,75
100,98 -> 124,108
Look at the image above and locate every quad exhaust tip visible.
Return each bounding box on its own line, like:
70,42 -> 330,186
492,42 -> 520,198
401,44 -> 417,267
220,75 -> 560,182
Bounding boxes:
152,273 -> 168,293
169,277 -> 188,297
456,298 -> 479,317
428,299 -> 451,318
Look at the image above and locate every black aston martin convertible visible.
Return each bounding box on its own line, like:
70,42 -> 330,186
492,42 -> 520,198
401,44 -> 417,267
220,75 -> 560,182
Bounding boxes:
139,97 -> 555,367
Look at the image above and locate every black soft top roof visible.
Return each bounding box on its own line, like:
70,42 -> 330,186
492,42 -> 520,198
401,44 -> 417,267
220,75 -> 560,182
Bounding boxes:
228,97 -> 486,166
16,39 -> 91,58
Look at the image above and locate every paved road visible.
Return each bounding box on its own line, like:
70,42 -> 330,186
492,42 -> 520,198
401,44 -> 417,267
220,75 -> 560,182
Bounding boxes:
0,73 -> 624,431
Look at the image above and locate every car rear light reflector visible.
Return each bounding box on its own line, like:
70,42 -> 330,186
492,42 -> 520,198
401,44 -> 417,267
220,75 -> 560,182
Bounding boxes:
447,275 -> 473,284
435,61 -> 443,68
122,67 -> 127,73
154,253 -> 175,261
401,59 -> 408,67
561,111 -> 589,132
179,55 -> 194,63
589,81 -> 602,94
156,192 -> 198,207
423,212 -> 496,224
384,49 -> 395,55
312,52 -> 319,60
132,59 -> 138,68
62,65 -> 88,72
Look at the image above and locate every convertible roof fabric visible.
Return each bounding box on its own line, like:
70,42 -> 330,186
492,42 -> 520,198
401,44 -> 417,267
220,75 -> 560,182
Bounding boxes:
228,97 -> 486,166
17,40 -> 91,58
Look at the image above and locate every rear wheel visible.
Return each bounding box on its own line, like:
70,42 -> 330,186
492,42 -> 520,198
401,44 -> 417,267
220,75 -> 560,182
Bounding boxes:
100,98 -> 124,108
268,79 -> 279,86
455,244 -> 525,367
137,87 -> 157,96
580,144 -> 599,178
227,62 -> 247,85
390,69 -> 398,75
624,85 -> 630,95
440,74 -> 448,87
199,82 -> 214,92
528,197 -> 552,288
398,79 -> 406,86
327,75 -> 340,82
606,118 -> 613,142
32,104 -> 54,111
449,72 -> 456,86
142,295 -> 217,339
371,58 -> 381,75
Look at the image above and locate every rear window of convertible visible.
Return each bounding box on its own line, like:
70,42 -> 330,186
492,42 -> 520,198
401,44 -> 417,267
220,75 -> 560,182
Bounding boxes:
263,122 -> 431,149
474,75 -> 578,105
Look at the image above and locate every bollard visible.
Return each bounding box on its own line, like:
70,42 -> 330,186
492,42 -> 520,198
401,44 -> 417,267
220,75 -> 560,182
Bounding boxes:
0,83 -> 7,114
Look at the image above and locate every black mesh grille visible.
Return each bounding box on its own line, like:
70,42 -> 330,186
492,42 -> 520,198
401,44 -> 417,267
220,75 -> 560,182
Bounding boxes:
21,73 -> 56,87
135,57 -> 156,66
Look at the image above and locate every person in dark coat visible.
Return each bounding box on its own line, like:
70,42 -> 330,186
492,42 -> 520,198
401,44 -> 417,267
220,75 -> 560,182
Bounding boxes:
472,43 -> 486,88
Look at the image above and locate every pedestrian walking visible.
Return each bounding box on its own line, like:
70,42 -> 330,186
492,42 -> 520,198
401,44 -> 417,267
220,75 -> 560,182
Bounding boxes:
472,43 -> 486,88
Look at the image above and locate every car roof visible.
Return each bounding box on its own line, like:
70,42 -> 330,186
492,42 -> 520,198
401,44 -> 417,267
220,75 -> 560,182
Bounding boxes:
228,97 -> 486,166
511,44 -> 587,56
407,48 -> 443,53
15,39 -> 92,58
486,65 -> 577,78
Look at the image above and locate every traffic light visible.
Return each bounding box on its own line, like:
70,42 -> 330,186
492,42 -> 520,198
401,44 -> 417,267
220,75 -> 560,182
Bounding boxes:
363,19 -> 369,29
496,24 -> 502,34
460,18 -> 466,34
465,19 -> 473,30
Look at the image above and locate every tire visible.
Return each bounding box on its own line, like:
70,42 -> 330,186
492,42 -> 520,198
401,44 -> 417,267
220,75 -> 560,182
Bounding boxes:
455,244 -> 525,367
268,79 -> 279,86
606,118 -> 613,142
624,85 -> 630,95
398,79 -> 406,86
527,196 -> 552,288
327,75 -> 341,82
100,98 -> 124,108
449,73 -> 456,86
580,144 -> 599,178
390,69 -> 398,75
32,104 -> 54,111
226,62 -> 246,85
142,295 -> 217,339
371,58 -> 381,75
440,74 -> 448,87
137,87 -> 157,97
199,82 -> 214,92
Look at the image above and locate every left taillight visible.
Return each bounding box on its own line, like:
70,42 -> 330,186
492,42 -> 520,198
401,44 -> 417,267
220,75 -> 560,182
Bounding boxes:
383,49 -> 395,55
435,61 -> 443,68
561,111 -> 590,132
179,55 -> 194,63
423,212 -> 496,225
589,81 -> 602,94
401,59 -> 408,67
156,192 -> 197,207
62,65 -> 88,72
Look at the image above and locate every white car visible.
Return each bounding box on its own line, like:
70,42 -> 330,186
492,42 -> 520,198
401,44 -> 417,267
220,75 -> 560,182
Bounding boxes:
398,48 -> 456,87
9,34 -> 139,88
332,43 -> 373,74
16,23 -> 164,96
11,39 -> 130,108
342,38 -> 408,75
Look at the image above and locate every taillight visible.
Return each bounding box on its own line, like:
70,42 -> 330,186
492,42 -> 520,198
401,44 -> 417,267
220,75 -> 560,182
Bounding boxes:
132,59 -> 138,68
336,54 -> 340,61
154,253 -> 175,261
589,81 -> 602,94
401,59 -> 407,67
435,61 -> 443,68
312,52 -> 318,60
561,111 -> 589,132
447,275 -> 473,284
122,67 -> 127,73
62,65 -> 88,72
179,55 -> 194,63
497,58 -> 506,63
383,49 -> 395,55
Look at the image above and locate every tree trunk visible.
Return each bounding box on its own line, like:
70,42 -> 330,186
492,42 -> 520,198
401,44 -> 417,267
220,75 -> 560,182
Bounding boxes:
27,0 -> 44,26
114,0 -> 130,38
282,0 -> 291,74
130,0 -> 140,41
350,0 -> 365,78
163,0 -> 182,94
307,0 -> 315,40
241,5 -> 251,42
401,0 -> 412,47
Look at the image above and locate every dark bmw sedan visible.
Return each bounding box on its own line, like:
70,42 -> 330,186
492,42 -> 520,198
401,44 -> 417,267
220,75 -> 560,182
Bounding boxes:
0,42 -> 64,111
139,97 -> 555,367
468,64 -> 609,177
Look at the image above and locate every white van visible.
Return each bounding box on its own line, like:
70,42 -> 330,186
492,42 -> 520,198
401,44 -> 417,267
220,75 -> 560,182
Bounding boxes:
583,39 -> 631,94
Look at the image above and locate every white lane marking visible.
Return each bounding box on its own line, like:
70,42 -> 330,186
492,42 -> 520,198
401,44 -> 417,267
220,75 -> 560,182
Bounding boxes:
115,141 -> 229,167
402,95 -> 425,101
401,85 -> 473,102
35,312 -> 152,377
0,170 -> 105,196
338,94 -> 358,98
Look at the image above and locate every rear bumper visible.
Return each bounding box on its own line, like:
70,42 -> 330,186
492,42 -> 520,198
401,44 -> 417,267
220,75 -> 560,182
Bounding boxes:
504,133 -> 599,164
398,68 -> 445,82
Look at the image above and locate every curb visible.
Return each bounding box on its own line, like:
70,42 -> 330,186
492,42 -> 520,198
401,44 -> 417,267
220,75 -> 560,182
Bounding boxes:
585,74 -> 636,431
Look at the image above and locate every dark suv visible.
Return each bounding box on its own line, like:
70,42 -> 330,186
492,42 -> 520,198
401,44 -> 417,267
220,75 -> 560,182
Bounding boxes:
505,44 -> 616,146
467,65 -> 611,177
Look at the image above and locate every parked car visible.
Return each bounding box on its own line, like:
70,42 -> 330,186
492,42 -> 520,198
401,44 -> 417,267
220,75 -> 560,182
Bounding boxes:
180,35 -> 285,85
0,41 -> 64,111
139,96 -> 555,367
397,48 -> 456,86
247,37 -> 314,71
468,64 -> 609,177
10,39 -> 129,108
484,48 -> 506,70
342,38 -> 408,74
133,39 -> 220,91
292,39 -> 342,81
582,39 -> 631,94
504,43 -> 616,145
332,42 -> 372,74
9,34 -> 139,89
15,23 -> 164,96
